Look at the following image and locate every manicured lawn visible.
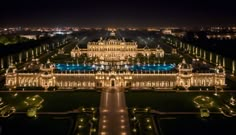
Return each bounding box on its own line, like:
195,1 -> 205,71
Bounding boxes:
0,90 -> 100,135
0,90 -> 100,112
125,91 -> 234,112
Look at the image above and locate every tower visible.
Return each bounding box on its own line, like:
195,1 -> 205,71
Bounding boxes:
39,59 -> 55,90
214,64 -> 225,88
177,59 -> 193,90
5,63 -> 18,89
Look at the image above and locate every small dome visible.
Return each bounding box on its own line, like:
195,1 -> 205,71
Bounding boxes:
156,45 -> 161,49
107,31 -> 118,40
178,59 -> 192,69
144,44 -> 150,50
6,63 -> 17,73
216,64 -> 225,73
73,45 -> 80,50
43,59 -> 51,68
7,68 -> 14,73
43,63 -> 51,69
40,59 -> 54,71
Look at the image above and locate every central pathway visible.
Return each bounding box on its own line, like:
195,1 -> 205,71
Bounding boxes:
98,87 -> 131,135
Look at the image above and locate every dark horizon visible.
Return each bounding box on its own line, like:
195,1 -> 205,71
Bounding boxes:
1,0 -> 235,27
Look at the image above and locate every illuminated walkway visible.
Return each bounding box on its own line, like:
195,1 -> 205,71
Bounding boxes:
98,88 -> 130,135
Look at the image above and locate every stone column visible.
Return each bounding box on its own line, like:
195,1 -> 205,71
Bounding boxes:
32,49 -> 34,59
26,51 -> 29,61
0,57 -> 3,69
189,45 -> 191,54
203,50 -> 206,60
189,44 -> 191,51
232,60 -> 235,75
195,47 -> 198,56
36,47 -> 38,57
39,46 -> 42,55
199,49 -> 202,58
11,55 -> 14,64
43,45 -> 46,51
0,58 -> 2,69
216,54 -> 219,65
19,53 -> 22,63
193,46 -> 195,55
210,52 -> 212,63
7,55 -> 11,66
222,57 -> 225,67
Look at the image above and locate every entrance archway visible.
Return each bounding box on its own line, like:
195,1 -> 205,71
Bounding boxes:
111,80 -> 115,87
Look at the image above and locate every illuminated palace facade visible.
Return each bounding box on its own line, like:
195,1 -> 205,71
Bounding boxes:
71,31 -> 165,62
5,31 -> 225,90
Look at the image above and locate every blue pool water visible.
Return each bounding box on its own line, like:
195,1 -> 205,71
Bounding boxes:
55,64 -> 176,71
55,64 -> 96,71
129,64 -> 175,71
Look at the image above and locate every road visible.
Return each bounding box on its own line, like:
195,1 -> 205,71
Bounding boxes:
98,88 -> 130,135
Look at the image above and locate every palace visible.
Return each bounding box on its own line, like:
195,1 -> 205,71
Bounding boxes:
71,31 -> 165,62
5,31 -> 226,90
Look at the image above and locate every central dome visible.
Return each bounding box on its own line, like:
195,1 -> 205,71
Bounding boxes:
110,31 -> 116,36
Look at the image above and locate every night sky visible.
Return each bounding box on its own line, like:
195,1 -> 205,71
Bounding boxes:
0,0 -> 235,27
